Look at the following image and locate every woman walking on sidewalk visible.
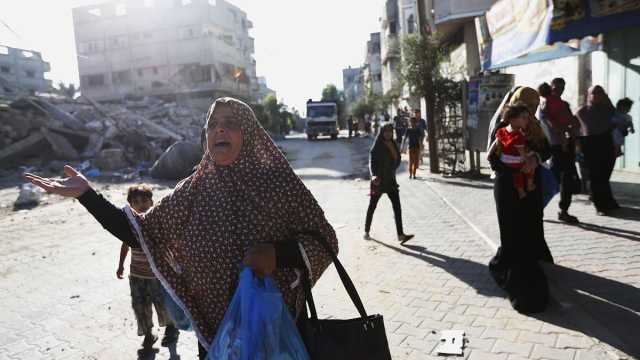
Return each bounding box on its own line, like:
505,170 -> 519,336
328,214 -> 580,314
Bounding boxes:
26,97 -> 338,359
364,123 -> 414,243
576,85 -> 619,215
487,86 -> 554,314
404,117 -> 421,179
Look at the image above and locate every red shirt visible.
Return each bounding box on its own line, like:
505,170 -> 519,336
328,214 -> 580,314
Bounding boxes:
544,95 -> 572,127
496,126 -> 526,157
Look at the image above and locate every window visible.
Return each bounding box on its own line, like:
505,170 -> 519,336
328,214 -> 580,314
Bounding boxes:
0,46 -> 8,55
143,32 -> 153,39
25,70 -> 35,78
108,35 -> 127,49
407,15 -> 415,34
178,26 -> 197,39
21,50 -> 34,59
87,8 -> 102,17
389,20 -> 397,35
137,69 -> 144,77
82,41 -> 103,54
84,74 -> 105,87
144,0 -> 154,7
0,65 -> 9,74
115,3 -> 126,16
152,66 -> 158,75
112,70 -> 131,84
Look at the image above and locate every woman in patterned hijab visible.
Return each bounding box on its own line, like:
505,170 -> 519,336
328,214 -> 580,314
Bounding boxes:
26,97 -> 338,358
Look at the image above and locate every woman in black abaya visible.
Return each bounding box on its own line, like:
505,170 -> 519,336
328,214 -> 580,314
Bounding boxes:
487,87 -> 553,314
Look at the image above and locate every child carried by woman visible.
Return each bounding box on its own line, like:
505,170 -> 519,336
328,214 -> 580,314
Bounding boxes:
488,104 -> 544,199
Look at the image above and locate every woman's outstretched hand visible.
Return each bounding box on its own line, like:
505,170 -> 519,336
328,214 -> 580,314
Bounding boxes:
24,165 -> 90,198
243,243 -> 276,277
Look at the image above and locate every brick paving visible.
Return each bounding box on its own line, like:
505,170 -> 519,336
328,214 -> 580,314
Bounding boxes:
0,135 -> 635,359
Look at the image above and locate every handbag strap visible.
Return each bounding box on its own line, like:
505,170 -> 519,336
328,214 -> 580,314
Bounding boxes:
299,230 -> 369,322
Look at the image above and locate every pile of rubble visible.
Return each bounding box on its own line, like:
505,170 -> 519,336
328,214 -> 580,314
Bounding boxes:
0,95 -> 205,179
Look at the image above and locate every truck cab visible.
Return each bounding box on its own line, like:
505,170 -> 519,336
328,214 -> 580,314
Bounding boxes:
305,100 -> 338,140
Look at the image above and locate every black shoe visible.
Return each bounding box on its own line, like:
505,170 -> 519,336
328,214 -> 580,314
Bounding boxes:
558,211 -> 579,224
161,325 -> 179,347
142,332 -> 158,349
398,234 -> 414,244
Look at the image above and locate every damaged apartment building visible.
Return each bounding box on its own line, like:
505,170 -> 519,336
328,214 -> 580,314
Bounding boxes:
72,0 -> 268,105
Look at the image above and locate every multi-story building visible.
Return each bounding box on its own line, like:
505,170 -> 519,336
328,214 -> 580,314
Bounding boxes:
0,45 -> 52,97
72,0 -> 258,102
380,0 -> 402,113
254,76 -> 276,102
363,33 -> 383,96
342,66 -> 364,114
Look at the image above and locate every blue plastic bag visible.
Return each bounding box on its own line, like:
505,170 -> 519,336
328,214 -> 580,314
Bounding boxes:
208,268 -> 310,360
161,286 -> 193,331
540,165 -> 559,208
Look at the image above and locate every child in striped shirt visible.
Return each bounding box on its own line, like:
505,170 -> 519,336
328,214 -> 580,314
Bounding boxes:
116,184 -> 179,350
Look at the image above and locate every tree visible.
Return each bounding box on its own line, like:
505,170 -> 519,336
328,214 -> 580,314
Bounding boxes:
57,82 -> 77,99
401,31 -> 448,173
321,84 -> 346,128
321,84 -> 339,102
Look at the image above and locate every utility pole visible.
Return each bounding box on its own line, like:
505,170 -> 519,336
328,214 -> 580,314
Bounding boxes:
416,0 -> 440,173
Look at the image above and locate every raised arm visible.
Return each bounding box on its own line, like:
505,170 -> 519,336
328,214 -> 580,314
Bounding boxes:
25,165 -> 139,248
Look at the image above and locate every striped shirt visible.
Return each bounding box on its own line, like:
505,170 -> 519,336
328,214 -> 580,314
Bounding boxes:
130,248 -> 155,279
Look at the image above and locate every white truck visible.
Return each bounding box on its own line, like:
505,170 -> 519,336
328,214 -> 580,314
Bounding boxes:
305,100 -> 339,140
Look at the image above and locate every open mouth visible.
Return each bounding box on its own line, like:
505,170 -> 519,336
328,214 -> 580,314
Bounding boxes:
214,140 -> 231,152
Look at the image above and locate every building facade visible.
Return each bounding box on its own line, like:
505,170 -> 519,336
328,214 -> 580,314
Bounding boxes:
363,33 -> 383,96
380,0 -> 402,114
72,0 -> 257,102
0,45 -> 52,97
254,76 -> 276,102
342,66 -> 364,114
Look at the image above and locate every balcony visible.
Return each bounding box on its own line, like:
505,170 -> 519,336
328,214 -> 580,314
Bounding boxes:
433,0 -> 495,25
382,36 -> 401,64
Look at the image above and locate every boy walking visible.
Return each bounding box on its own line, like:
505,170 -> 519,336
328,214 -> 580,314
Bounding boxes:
116,184 -> 179,350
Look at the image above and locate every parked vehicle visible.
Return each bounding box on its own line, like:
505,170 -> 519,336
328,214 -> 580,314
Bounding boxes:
305,100 -> 338,140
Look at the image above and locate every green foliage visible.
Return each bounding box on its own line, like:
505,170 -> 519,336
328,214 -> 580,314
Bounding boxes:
57,82 -> 77,99
321,83 -> 347,127
401,33 -> 447,99
251,94 -> 293,135
321,84 -> 339,102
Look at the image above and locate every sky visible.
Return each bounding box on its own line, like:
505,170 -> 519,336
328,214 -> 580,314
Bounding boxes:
1,0 -> 385,112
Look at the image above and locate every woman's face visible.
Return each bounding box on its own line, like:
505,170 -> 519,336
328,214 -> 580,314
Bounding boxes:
589,87 -> 605,105
206,104 -> 243,166
383,128 -> 393,140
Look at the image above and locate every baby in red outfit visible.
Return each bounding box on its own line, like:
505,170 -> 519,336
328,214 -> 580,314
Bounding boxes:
489,104 -> 536,199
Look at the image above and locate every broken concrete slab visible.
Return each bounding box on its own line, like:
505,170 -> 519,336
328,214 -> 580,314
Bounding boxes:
41,127 -> 80,160
94,148 -> 128,171
0,132 -> 47,166
150,141 -> 202,180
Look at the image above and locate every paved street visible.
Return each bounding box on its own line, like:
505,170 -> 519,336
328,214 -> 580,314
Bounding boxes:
1,132 -> 638,359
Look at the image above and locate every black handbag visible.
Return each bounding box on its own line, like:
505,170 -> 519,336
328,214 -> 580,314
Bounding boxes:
299,232 -> 392,360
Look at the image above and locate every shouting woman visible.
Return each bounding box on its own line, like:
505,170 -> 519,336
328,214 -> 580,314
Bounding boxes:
26,97 -> 338,359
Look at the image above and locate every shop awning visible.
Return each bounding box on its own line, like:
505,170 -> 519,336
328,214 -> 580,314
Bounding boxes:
477,0 -> 640,71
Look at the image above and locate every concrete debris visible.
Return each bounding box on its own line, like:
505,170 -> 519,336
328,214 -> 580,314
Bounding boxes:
14,183 -> 45,208
94,148 -> 128,171
1,94 -> 205,178
150,141 -> 202,180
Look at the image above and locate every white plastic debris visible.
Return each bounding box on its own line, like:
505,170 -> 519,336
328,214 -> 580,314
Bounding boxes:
435,330 -> 465,356
15,183 -> 45,207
